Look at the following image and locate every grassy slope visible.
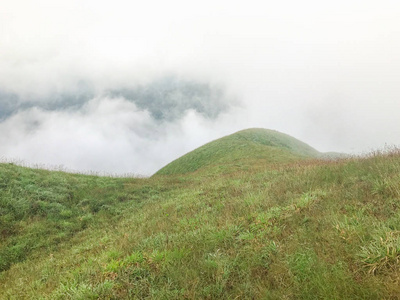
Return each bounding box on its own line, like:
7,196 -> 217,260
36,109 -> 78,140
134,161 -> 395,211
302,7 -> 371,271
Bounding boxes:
1,130 -> 400,299
155,128 -> 320,175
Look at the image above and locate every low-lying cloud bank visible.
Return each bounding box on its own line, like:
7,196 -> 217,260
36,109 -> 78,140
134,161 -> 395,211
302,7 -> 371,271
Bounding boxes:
0,76 -> 240,175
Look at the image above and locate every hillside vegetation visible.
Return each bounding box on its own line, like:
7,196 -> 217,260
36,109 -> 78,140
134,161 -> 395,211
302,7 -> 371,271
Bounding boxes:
156,128 -> 320,175
1,129 -> 400,299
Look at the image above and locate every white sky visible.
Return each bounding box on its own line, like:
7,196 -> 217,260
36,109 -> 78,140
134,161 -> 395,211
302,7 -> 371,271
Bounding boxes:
1,0 -> 400,174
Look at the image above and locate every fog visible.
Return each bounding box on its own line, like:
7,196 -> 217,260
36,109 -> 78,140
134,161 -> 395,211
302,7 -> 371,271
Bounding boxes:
1,0 -> 400,175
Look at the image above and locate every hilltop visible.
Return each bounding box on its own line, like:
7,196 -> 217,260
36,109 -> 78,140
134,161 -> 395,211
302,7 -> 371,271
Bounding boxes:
1,129 -> 400,299
155,128 -> 320,175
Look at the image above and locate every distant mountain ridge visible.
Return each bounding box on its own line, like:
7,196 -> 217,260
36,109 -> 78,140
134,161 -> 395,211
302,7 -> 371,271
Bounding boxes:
0,76 -> 230,122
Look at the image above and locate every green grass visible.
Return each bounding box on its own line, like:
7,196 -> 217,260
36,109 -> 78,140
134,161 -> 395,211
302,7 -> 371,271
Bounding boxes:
155,128 -> 321,175
1,129 -> 400,299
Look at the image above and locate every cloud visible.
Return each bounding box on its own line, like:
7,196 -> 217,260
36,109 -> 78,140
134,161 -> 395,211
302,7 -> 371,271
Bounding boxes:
1,0 -> 400,173
0,77 -> 238,175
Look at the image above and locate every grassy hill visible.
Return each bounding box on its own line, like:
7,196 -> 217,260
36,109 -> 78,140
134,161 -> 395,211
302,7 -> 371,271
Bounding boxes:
1,129 -> 400,299
156,128 -> 320,175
